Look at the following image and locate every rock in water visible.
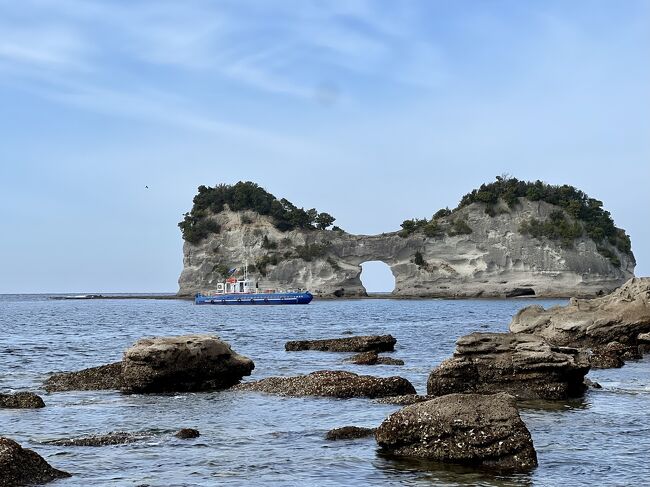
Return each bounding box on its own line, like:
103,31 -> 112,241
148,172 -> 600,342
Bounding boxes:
509,277 -> 650,349
0,392 -> 45,409
235,371 -> 415,398
121,334 -> 254,393
427,333 -> 590,400
0,436 -> 71,485
175,428 -> 200,439
44,362 -> 123,392
325,426 -> 376,440
285,335 -> 396,352
44,432 -> 149,447
375,393 -> 538,472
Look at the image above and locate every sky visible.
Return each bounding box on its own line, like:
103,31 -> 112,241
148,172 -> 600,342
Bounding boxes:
0,0 -> 648,293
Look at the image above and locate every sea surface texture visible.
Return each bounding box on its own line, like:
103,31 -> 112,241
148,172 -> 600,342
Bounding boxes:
1,295 -> 649,486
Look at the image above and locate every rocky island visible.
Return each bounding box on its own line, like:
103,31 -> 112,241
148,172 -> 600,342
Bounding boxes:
177,177 -> 634,298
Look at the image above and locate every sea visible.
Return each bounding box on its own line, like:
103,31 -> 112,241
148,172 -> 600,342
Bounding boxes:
1,294 -> 649,486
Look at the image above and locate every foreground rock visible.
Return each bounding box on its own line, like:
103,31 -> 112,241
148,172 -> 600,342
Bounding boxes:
285,335 -> 396,353
0,436 -> 71,486
376,393 -> 538,472
44,362 -> 123,392
122,334 -> 254,393
325,426 -> 376,441
510,278 -> 650,350
427,333 -> 590,400
0,392 -> 45,409
235,371 -> 415,398
346,351 -> 404,365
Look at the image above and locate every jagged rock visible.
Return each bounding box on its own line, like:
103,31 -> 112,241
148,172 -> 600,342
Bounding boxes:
590,342 -> 641,369
234,370 -> 415,398
0,392 -> 45,409
44,362 -> 123,392
0,436 -> 71,485
584,378 -> 602,389
285,335 -> 396,353
510,278 -> 650,349
175,428 -> 200,439
44,432 -> 149,447
346,351 -> 404,365
325,426 -> 376,441
122,334 -> 254,393
375,394 -> 434,405
375,393 -> 538,472
426,333 -> 590,400
178,197 -> 633,298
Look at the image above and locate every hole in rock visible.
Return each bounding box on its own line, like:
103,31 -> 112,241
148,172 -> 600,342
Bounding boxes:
360,261 -> 395,294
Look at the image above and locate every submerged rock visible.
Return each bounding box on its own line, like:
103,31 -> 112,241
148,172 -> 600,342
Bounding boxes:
325,426 -> 376,441
426,332 -> 590,400
44,432 -> 149,447
174,428 -> 200,439
121,334 -> 254,393
375,393 -> 538,472
346,351 -> 404,365
0,392 -> 45,409
285,335 -> 396,353
44,362 -> 123,392
235,370 -> 415,398
510,277 -> 650,350
0,436 -> 71,485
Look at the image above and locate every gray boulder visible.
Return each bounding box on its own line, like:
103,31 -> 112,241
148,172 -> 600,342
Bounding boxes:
375,393 -> 538,472
0,392 -> 45,409
427,332 -> 590,400
235,370 -> 415,398
510,277 -> 650,349
285,335 -> 396,352
0,436 -> 71,486
121,334 -> 254,393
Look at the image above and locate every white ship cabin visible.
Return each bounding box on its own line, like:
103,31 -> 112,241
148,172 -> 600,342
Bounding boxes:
214,277 -> 254,294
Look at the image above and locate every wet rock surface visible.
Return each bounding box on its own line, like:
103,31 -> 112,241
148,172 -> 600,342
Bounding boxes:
427,332 -> 590,400
44,362 -> 123,392
0,392 -> 45,409
375,394 -> 434,406
346,351 -> 404,365
325,426 -> 376,441
510,277 -> 650,349
285,335 -> 396,353
590,342 -> 642,369
0,436 -> 71,486
375,393 -> 538,472
235,370 -> 415,398
121,334 -> 254,393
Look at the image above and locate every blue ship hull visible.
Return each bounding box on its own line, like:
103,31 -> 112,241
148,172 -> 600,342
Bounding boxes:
194,291 -> 313,305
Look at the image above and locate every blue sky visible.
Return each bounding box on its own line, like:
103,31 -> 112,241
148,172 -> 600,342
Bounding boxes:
1,0 -> 648,293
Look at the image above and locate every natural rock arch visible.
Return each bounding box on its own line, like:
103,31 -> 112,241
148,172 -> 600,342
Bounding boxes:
359,261 -> 396,294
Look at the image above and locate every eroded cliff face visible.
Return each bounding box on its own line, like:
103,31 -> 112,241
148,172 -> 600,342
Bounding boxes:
178,199 -> 634,298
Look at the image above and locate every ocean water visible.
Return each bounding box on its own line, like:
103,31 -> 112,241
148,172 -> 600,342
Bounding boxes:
1,295 -> 649,486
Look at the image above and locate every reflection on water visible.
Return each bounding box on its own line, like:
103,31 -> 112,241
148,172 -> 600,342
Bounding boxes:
1,295 -> 649,486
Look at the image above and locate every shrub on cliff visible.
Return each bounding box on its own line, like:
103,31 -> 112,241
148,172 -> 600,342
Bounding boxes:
457,176 -> 632,258
179,182 -> 336,242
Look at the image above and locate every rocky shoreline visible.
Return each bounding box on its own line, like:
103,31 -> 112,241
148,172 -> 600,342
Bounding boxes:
2,278 -> 649,484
